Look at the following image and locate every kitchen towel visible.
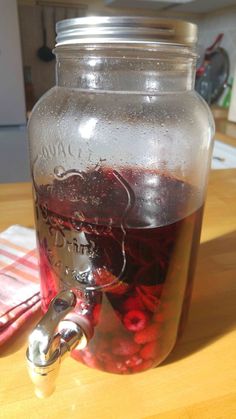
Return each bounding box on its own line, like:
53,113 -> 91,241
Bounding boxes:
0,225 -> 40,346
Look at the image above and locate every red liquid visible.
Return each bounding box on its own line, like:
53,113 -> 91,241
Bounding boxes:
34,168 -> 203,374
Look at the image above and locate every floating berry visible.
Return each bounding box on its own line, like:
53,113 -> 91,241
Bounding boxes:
94,333 -> 112,363
123,310 -> 149,332
93,268 -> 129,294
125,355 -> 143,368
112,337 -> 140,356
109,281 -> 129,295
71,349 -> 83,362
140,341 -> 160,360
134,324 -> 161,344
81,351 -> 100,369
105,359 -> 129,374
122,295 -> 145,312
97,350 -> 113,363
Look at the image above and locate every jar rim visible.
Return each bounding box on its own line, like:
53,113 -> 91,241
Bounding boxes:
56,16 -> 197,48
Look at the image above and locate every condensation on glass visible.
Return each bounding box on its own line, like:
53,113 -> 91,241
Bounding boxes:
26,17 -> 214,397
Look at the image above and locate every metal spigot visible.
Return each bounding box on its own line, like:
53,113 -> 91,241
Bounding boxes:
26,290 -> 88,398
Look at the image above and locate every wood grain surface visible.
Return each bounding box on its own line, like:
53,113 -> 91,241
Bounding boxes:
0,169 -> 236,419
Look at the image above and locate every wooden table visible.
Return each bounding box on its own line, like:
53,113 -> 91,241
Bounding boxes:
212,106 -> 236,143
0,170 -> 236,419
215,119 -> 236,143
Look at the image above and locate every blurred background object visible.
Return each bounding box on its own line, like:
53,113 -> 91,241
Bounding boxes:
18,1 -> 88,103
36,6 -> 55,62
195,33 -> 230,105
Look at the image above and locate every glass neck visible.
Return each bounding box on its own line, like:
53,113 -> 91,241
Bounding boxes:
55,45 -> 196,93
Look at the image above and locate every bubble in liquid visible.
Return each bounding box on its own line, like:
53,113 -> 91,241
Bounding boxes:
54,166 -> 65,178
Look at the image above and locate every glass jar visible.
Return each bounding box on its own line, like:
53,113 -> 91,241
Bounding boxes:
27,17 -> 214,394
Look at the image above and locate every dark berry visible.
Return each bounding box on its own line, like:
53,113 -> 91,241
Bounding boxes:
140,341 -> 160,360
122,296 -> 145,312
112,337 -> 140,356
125,355 -> 143,368
132,359 -> 153,373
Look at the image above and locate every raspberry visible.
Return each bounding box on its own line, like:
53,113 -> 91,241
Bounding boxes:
140,341 -> 160,360
122,295 -> 145,312
136,285 -> 161,312
71,349 -> 83,362
93,268 -> 129,294
81,350 -> 100,369
109,281 -> 129,295
97,350 -> 113,363
123,310 -> 149,332
132,359 -> 153,373
112,337 -> 140,356
115,361 -> 129,373
134,324 -> 161,344
105,359 -> 129,374
93,268 -> 117,287
95,335 -> 112,362
139,284 -> 163,297
83,357 -> 100,369
125,355 -> 143,368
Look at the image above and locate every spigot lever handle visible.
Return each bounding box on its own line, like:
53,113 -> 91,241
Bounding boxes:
28,290 -> 76,364
26,290 -> 88,398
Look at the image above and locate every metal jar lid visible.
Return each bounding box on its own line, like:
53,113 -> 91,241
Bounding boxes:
56,16 -> 197,47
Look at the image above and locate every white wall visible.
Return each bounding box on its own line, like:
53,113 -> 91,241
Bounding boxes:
0,0 -> 26,125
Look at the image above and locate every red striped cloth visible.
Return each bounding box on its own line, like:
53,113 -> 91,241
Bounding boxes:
0,225 -> 41,346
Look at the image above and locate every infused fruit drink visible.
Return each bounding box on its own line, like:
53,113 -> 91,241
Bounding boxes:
34,167 -> 203,374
